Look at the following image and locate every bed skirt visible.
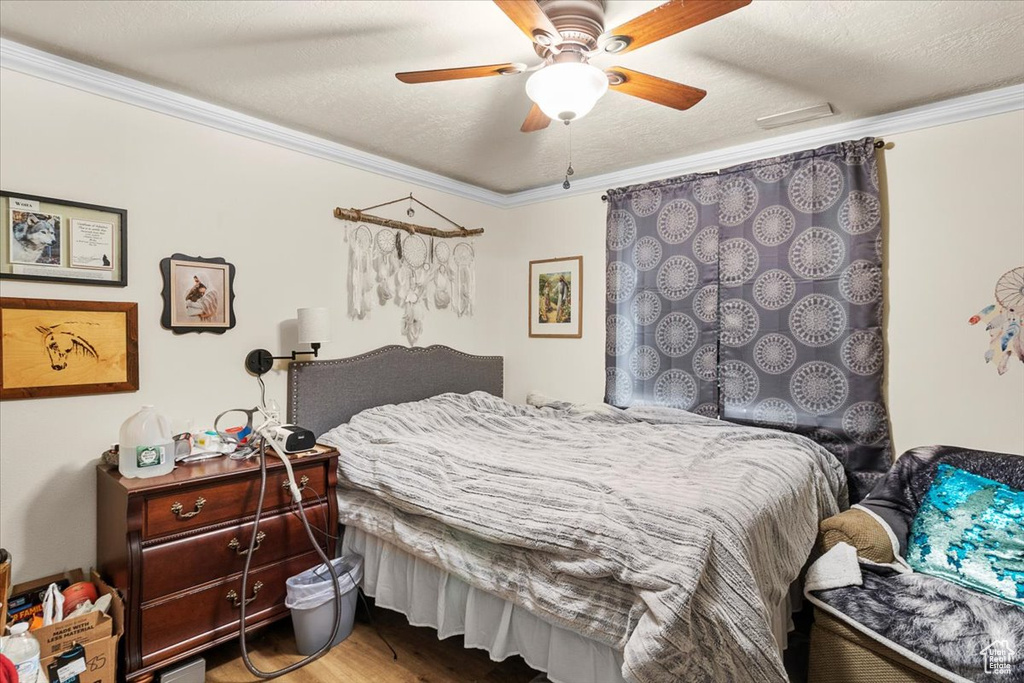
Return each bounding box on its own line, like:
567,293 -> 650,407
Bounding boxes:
342,528 -> 797,683
342,527 -> 626,682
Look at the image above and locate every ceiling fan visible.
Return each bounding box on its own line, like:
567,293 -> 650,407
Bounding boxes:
396,0 -> 751,133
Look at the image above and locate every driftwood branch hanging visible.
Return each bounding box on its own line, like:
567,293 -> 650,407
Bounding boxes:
333,208 -> 484,237
334,194 -> 484,238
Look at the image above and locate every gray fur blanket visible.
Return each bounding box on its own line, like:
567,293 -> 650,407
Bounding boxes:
815,567 -> 1024,681
321,392 -> 845,683
807,445 -> 1024,682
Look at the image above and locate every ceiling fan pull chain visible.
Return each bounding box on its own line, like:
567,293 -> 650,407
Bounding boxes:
567,121 -> 574,176
563,121 -> 573,190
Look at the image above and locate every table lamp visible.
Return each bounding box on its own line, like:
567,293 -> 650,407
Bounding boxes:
245,307 -> 330,376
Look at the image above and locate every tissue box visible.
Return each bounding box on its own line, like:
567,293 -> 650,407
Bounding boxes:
9,569 -> 123,683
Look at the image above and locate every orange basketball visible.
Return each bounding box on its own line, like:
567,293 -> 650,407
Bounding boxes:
62,581 -> 99,617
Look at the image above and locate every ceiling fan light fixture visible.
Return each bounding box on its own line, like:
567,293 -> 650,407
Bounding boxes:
525,62 -> 609,122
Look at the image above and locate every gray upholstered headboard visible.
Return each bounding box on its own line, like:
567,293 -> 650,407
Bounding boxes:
287,345 -> 504,437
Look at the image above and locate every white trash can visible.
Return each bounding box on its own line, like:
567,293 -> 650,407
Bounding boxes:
284,554 -> 363,655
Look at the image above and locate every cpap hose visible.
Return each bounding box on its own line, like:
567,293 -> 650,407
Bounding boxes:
237,434 -> 345,679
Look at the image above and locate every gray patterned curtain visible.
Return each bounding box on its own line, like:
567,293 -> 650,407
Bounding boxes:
605,138 -> 891,501
605,174 -> 721,415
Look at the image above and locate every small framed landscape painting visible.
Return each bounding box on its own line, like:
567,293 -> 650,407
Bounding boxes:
0,190 -> 127,286
0,297 -> 139,400
160,253 -> 236,334
529,256 -> 583,338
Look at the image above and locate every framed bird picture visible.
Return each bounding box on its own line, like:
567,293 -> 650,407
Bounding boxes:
0,297 -> 139,400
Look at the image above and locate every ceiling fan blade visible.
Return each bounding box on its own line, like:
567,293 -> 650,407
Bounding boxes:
607,68 -> 707,110
396,63 -> 520,84
521,103 -> 552,132
605,0 -> 751,55
493,0 -> 560,44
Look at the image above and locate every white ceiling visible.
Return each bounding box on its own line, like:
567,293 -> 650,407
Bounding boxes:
2,1 -> 1023,194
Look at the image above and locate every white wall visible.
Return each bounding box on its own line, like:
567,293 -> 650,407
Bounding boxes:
0,69 -> 506,583
883,112 -> 1024,456
497,110 -> 1024,458
499,193 -> 607,404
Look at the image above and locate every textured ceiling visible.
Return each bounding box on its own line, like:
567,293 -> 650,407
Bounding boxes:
2,0 -> 1023,193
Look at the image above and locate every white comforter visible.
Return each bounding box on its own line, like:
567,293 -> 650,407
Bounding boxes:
321,392 -> 846,682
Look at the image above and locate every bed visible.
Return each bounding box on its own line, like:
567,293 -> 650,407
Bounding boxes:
288,345 -> 847,683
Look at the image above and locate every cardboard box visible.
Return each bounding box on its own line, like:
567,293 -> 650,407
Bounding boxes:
9,569 -> 123,683
6,576 -> 71,628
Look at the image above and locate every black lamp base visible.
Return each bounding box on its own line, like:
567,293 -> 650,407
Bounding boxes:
245,349 -> 274,376
245,344 -> 322,376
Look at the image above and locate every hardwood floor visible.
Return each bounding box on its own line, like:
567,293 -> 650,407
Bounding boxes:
199,597 -> 813,682
205,606 -> 541,683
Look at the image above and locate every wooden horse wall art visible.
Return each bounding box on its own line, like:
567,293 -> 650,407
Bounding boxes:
35,322 -> 100,370
0,297 -> 139,400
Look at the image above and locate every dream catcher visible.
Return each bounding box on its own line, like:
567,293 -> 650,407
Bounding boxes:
347,225 -> 373,320
433,240 -> 452,310
452,242 -> 476,318
969,266 -> 1024,375
373,228 -> 398,304
398,233 -> 431,345
335,194 -> 483,344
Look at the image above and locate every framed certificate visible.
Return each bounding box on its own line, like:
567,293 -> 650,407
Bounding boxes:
1,190 -> 127,286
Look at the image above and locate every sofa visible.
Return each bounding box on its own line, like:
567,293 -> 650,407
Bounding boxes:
805,445 -> 1024,683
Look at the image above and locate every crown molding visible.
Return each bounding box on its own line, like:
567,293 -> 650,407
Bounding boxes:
2,38 -> 1022,210
0,39 -> 508,207
505,82 -> 1024,206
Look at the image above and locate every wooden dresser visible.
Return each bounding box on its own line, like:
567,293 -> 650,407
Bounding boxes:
96,446 -> 339,683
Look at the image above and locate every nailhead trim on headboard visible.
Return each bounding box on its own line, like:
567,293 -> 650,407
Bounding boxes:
287,345 -> 504,436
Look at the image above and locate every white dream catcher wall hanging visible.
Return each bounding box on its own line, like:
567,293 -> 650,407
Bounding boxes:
337,194 -> 482,345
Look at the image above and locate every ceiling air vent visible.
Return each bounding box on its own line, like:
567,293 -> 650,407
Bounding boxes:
756,103 -> 834,130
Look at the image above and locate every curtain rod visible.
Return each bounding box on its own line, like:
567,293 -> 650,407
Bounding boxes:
601,139 -> 887,201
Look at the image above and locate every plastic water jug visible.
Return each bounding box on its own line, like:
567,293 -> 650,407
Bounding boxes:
1,622 -> 41,682
119,406 -> 175,478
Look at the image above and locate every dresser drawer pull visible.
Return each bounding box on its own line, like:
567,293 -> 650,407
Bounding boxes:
226,581 -> 263,608
227,530 -> 266,555
170,497 -> 206,520
282,475 -> 310,493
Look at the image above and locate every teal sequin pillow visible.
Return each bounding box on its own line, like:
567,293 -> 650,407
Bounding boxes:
907,464 -> 1024,606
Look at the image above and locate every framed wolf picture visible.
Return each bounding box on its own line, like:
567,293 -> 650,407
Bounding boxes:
0,297 -> 139,399
0,190 -> 128,286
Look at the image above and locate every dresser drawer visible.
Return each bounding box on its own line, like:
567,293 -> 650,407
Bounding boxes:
140,551 -> 319,665
143,464 -> 327,539
140,504 -> 330,602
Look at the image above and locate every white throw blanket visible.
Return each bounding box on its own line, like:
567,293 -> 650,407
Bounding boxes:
321,392 -> 846,682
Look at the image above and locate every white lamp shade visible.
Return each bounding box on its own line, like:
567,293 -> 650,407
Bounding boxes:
297,307 -> 330,344
525,62 -> 609,122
